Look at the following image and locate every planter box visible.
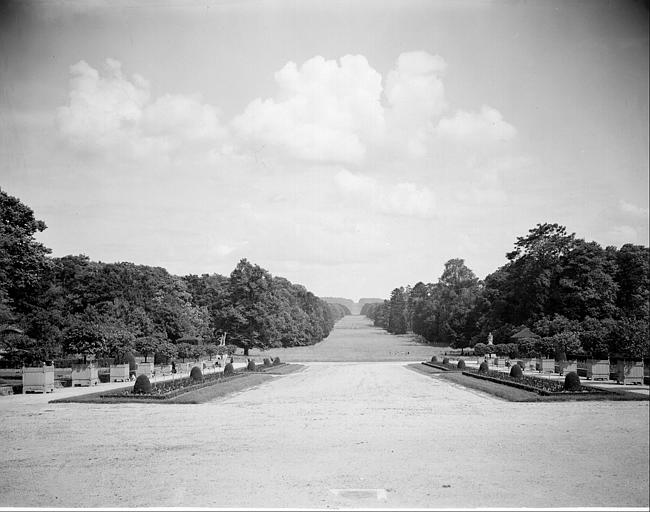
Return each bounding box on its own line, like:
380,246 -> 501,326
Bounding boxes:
494,358 -> 506,368
616,360 -> 644,385
586,359 -> 610,381
71,364 -> 99,387
537,358 -> 555,373
203,361 -> 216,369
109,364 -> 130,382
160,364 -> 172,376
176,362 -> 191,374
22,365 -> 55,393
136,362 -> 154,377
558,360 -> 578,375
521,358 -> 536,371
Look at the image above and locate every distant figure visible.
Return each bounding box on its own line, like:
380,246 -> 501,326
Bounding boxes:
171,361 -> 177,374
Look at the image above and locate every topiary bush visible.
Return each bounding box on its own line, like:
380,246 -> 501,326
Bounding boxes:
133,374 -> 152,394
517,360 -> 525,369
273,357 -> 281,366
509,364 -> 523,379
223,362 -> 234,376
479,361 -> 489,373
431,355 -> 438,363
564,371 -> 581,391
457,359 -> 466,369
247,360 -> 256,371
263,358 -> 271,366
442,357 -> 450,365
190,366 -> 203,382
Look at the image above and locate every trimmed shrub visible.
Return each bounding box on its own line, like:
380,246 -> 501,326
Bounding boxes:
431,355 -> 438,363
509,364 -> 523,379
442,357 -> 450,365
479,361 -> 489,373
535,362 -> 541,371
263,358 -> 271,366
133,374 -> 151,394
564,372 -> 581,391
457,359 -> 466,369
247,360 -> 256,371
190,366 -> 203,382
517,360 -> 525,369
223,362 -> 234,376
273,357 -> 281,366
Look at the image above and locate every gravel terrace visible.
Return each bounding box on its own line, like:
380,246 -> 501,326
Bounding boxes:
0,316 -> 647,509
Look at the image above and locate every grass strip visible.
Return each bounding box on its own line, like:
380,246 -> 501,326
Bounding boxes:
50,364 -> 304,404
408,363 -> 648,402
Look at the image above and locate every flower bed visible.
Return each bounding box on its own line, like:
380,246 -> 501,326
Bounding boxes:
462,367 -> 608,396
100,370 -> 246,400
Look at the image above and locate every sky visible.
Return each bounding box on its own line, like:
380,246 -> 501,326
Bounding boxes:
0,0 -> 648,302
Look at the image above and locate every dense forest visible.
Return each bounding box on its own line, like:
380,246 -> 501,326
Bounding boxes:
0,189 -> 349,366
362,223 -> 649,361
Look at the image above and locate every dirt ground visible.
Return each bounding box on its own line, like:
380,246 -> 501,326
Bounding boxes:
0,316 -> 648,509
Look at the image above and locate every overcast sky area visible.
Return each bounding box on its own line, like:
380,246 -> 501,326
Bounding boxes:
1,0 -> 648,301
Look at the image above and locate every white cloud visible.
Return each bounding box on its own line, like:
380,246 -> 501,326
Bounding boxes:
334,168 -> 435,218
619,200 -> 649,218
57,58 -> 227,161
233,54 -> 384,164
436,105 -> 516,142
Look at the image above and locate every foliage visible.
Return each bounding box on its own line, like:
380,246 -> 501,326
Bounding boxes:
273,356 -> 281,366
263,358 -> 271,366
133,374 -> 152,394
190,366 -> 203,382
457,359 -> 466,369
247,360 -> 256,371
442,357 -> 449,364
478,361 -> 489,373
430,355 -> 438,362
223,362 -> 234,375
563,372 -> 581,391
473,343 -> 488,357
62,320 -> 106,363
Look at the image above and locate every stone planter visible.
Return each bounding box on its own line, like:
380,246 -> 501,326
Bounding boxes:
615,360 -> 644,385
136,362 -> 154,377
109,363 -> 130,382
71,363 -> 99,387
494,358 -> 506,368
176,362 -> 191,374
537,358 -> 555,373
160,364 -> 173,376
558,360 -> 578,376
586,359 -> 610,381
22,365 -> 55,393
521,358 -> 536,371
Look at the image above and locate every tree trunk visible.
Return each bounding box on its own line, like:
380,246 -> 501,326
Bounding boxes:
243,347 -> 249,356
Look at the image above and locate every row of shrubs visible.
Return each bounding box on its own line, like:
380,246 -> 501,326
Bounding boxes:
132,357 -> 282,395
429,355 -> 588,393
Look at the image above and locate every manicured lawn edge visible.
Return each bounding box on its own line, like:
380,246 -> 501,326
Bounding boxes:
421,362 -> 463,372
49,364 -> 304,404
408,363 -> 648,402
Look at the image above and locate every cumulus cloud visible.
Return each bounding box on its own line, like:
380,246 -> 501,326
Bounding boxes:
57,58 -> 227,160
334,168 -> 435,218
233,55 -> 384,164
383,51 -> 447,158
436,105 -> 516,143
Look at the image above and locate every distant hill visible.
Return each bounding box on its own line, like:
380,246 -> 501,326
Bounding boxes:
321,297 -> 383,315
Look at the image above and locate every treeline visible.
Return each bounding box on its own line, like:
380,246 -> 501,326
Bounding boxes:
0,189 -> 348,366
362,223 -> 649,360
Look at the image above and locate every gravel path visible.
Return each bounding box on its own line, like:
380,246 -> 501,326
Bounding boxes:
0,317 -> 648,509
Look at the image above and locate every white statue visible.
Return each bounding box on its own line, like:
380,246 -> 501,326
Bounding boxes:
487,332 -> 493,345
